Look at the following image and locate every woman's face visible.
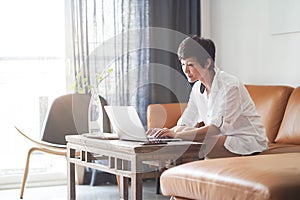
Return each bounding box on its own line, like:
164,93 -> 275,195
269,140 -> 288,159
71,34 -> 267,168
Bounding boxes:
180,57 -> 206,83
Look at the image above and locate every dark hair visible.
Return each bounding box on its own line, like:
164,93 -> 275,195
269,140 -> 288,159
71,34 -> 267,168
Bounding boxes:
177,35 -> 216,70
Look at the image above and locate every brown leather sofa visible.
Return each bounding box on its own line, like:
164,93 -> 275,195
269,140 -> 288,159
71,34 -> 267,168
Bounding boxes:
147,85 -> 300,200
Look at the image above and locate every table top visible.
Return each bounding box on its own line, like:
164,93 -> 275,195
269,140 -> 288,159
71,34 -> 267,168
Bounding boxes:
66,134 -> 203,154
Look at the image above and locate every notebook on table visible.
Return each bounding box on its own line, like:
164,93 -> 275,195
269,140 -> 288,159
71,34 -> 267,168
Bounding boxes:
104,105 -> 182,144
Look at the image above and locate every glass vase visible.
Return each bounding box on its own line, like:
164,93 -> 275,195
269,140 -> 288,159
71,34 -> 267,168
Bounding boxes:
88,89 -> 103,133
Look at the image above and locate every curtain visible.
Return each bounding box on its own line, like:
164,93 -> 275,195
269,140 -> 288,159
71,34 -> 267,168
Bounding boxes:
69,0 -> 149,94
148,0 -> 201,104
67,0 -> 201,126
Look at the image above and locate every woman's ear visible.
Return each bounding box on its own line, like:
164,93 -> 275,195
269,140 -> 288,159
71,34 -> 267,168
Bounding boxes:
205,58 -> 212,69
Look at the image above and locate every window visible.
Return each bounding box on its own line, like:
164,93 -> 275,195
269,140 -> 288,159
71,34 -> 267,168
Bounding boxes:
0,0 -> 67,188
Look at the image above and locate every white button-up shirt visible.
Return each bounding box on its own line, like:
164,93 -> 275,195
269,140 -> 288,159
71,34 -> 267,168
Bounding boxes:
177,68 -> 268,155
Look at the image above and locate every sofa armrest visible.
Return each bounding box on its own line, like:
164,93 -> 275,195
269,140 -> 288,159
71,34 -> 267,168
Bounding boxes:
147,103 -> 187,129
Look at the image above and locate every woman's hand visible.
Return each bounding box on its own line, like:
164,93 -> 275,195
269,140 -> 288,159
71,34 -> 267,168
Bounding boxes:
153,128 -> 176,138
146,128 -> 161,137
146,128 -> 176,138
146,126 -> 194,139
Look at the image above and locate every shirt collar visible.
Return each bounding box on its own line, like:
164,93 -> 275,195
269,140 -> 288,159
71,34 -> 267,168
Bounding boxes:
200,83 -> 206,94
200,67 -> 220,94
210,67 -> 221,94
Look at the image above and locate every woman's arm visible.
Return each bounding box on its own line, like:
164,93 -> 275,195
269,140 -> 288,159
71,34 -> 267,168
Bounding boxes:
151,124 -> 220,142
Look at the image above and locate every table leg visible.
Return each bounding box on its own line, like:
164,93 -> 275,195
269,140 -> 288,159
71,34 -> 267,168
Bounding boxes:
131,173 -> 143,200
67,148 -> 76,200
119,175 -> 129,200
156,177 -> 160,194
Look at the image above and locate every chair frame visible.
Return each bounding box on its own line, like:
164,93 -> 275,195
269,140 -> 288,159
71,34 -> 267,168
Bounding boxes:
15,126 -> 67,199
16,93 -> 111,199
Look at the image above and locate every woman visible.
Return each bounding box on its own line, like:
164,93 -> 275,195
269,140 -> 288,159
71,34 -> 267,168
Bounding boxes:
147,36 -> 268,158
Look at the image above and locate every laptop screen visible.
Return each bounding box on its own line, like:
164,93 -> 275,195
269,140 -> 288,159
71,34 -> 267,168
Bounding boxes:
104,106 -> 148,142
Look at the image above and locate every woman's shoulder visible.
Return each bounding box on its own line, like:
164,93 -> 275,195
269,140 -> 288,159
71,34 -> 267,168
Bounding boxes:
217,69 -> 240,88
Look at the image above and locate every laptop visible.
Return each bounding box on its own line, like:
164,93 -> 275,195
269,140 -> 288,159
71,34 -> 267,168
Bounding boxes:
104,106 -> 182,144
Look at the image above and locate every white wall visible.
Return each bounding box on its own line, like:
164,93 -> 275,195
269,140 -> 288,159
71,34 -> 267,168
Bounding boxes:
202,0 -> 300,87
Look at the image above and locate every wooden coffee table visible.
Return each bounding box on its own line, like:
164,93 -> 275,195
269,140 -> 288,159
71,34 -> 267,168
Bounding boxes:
66,135 -> 204,200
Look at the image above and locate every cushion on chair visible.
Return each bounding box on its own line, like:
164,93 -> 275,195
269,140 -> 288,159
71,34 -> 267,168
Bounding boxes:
160,153 -> 300,200
41,94 -> 111,145
42,94 -> 90,145
147,103 -> 187,129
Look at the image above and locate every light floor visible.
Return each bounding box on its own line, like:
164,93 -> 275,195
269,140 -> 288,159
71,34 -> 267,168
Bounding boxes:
0,180 -> 170,200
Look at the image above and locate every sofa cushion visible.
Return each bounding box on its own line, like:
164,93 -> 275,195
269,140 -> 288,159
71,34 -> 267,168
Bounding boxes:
245,85 -> 293,143
160,153 -> 300,200
147,103 -> 187,128
261,143 -> 300,154
276,86 -> 300,144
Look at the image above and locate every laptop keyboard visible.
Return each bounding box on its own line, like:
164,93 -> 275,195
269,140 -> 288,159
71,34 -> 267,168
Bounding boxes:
147,137 -> 182,142
141,139 -> 168,145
